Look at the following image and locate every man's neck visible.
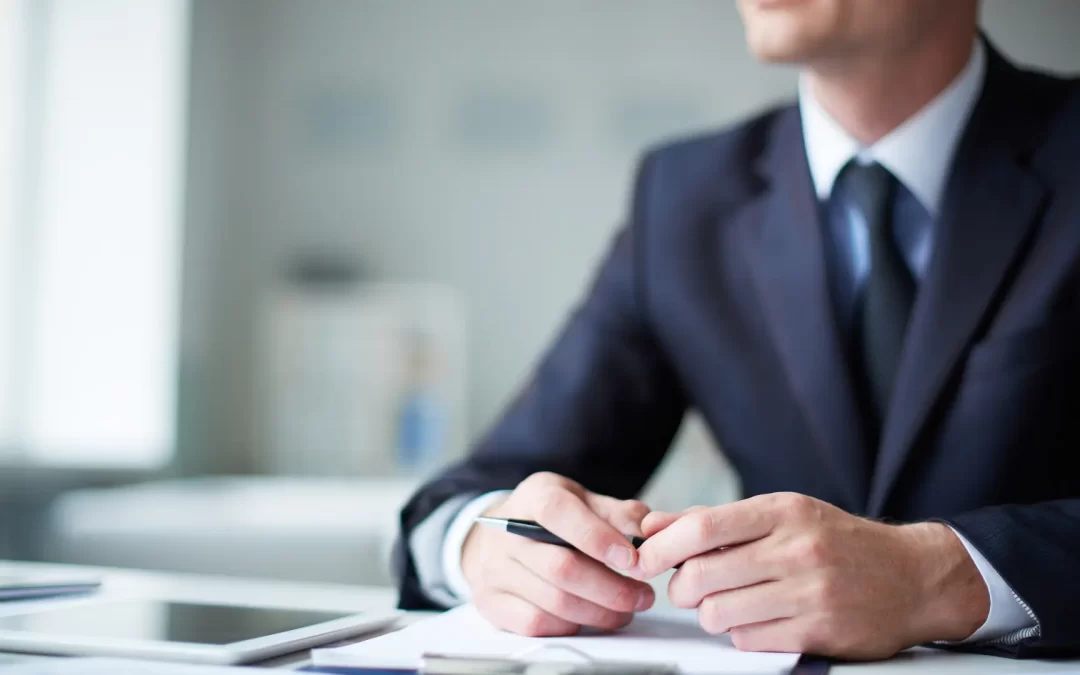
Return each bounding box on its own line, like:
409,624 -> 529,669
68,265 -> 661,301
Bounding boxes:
805,32 -> 978,145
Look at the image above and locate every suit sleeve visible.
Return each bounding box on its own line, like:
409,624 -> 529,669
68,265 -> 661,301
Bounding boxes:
939,196 -> 1080,658
942,499 -> 1080,657
394,154 -> 689,609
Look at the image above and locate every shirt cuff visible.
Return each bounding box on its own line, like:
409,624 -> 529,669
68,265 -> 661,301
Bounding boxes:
945,526 -> 1040,644
407,493 -> 477,608
443,490 -> 513,602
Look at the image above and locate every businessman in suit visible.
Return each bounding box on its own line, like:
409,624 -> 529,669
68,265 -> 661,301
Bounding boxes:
394,0 -> 1080,660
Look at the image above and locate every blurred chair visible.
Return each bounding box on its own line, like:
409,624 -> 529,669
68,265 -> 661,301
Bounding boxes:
42,476 -> 419,586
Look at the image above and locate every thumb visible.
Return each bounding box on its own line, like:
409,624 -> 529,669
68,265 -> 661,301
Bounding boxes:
586,494 -> 651,538
641,512 -> 680,538
641,505 -> 708,538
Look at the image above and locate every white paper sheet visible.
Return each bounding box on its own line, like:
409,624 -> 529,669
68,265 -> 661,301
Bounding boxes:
312,604 -> 800,674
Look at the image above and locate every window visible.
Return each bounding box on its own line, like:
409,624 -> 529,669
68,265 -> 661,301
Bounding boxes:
0,0 -> 189,470
0,0 -> 26,452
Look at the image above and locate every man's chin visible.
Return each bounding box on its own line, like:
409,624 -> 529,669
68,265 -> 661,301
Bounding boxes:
748,48 -> 805,64
741,19 -> 831,64
745,41 -> 813,65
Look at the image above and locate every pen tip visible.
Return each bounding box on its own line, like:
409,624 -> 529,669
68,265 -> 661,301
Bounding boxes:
474,516 -> 501,526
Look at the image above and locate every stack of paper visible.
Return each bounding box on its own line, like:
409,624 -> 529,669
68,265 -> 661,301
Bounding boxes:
313,604 -> 800,674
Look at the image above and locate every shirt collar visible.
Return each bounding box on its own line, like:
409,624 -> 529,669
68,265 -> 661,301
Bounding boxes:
799,39 -> 986,217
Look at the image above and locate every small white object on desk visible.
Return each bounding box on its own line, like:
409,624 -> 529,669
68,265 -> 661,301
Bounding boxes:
312,604 -> 800,674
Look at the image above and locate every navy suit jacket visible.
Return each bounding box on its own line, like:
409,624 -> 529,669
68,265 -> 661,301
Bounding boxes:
395,45 -> 1080,657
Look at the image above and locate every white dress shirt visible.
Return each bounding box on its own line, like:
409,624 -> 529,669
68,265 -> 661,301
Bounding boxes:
410,37 -> 1039,645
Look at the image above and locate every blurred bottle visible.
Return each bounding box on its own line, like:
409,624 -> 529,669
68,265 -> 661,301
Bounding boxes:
396,333 -> 447,475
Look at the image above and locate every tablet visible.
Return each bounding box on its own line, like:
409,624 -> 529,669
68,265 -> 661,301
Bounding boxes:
0,572 -> 100,601
0,599 -> 400,665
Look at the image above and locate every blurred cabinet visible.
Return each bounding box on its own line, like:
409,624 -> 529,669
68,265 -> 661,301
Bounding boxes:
259,282 -> 467,477
44,476 -> 418,586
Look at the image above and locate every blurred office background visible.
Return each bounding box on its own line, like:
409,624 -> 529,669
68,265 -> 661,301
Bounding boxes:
1,0 -> 1078,589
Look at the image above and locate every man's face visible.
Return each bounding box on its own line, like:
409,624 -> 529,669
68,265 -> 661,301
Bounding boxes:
736,0 -> 961,66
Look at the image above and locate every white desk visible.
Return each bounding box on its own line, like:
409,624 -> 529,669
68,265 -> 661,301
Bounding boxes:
0,561 -> 1075,673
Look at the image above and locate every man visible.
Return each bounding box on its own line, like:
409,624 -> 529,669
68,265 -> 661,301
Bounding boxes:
395,0 -> 1080,660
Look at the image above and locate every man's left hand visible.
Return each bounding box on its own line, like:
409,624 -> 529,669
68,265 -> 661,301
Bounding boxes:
630,493 -> 990,660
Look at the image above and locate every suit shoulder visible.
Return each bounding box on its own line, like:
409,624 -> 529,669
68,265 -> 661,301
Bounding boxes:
1007,65 -> 1080,173
637,104 -> 792,195
1040,72 -> 1080,137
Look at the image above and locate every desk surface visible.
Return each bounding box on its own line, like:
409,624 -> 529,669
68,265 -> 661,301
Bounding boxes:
0,561 -> 1075,674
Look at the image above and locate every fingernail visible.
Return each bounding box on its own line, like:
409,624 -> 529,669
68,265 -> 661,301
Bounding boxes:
606,545 -> 635,570
627,562 -> 647,579
635,589 -> 653,612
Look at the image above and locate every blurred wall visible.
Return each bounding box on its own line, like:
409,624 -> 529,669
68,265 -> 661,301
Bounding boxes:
179,0 -> 1080,475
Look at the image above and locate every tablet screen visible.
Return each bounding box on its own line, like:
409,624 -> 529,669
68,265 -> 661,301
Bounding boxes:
0,601 -> 353,645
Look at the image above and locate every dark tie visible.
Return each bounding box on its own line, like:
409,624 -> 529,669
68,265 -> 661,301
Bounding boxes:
845,161 -> 915,432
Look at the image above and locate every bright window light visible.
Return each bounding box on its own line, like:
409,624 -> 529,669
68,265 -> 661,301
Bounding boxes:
3,0 -> 189,469
0,0 -> 25,454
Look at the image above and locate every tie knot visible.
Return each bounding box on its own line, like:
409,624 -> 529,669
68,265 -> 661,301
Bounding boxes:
840,161 -> 896,226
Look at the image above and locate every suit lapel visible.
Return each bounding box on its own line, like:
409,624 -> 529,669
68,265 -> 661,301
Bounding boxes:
867,48 -> 1050,515
743,109 -> 870,511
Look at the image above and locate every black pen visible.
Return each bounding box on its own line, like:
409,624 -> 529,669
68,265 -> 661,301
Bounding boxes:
475,516 -> 681,569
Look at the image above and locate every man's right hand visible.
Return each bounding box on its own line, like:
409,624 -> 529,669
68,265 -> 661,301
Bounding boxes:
461,472 -> 656,636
